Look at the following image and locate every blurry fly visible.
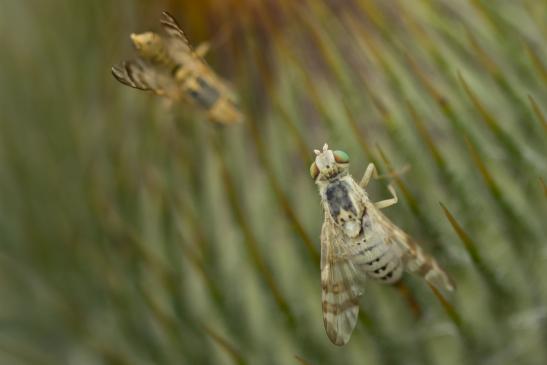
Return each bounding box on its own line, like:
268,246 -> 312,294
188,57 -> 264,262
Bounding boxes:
112,12 -> 243,125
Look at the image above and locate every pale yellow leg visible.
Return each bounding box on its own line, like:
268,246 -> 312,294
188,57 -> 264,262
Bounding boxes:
374,184 -> 398,209
360,163 -> 378,188
195,42 -> 210,58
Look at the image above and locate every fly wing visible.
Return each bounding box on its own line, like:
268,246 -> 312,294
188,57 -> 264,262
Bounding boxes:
160,11 -> 201,65
112,60 -> 181,100
383,215 -> 454,291
160,11 -> 191,50
321,215 -> 365,346
112,60 -> 152,90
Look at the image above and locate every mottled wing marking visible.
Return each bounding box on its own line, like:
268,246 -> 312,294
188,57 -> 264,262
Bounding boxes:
112,61 -> 151,90
386,219 -> 454,291
321,215 -> 364,346
160,11 -> 192,52
160,11 -> 205,65
111,60 -> 181,99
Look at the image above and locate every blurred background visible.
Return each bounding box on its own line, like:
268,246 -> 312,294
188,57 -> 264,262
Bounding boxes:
0,0 -> 546,364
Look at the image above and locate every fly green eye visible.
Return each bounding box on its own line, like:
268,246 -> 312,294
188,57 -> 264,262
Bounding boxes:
333,150 -> 350,163
310,162 -> 319,179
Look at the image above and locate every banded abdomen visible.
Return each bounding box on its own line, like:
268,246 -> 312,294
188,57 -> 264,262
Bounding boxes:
184,75 -> 221,109
354,239 -> 403,284
347,207 -> 404,284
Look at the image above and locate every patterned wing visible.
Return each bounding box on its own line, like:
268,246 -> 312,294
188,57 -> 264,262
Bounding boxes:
112,60 -> 152,90
321,215 -> 366,346
384,215 -> 454,291
160,12 -> 191,49
111,60 -> 181,100
160,11 -> 199,63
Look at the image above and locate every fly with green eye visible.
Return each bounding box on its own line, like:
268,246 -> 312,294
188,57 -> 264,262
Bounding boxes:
311,144 -> 454,346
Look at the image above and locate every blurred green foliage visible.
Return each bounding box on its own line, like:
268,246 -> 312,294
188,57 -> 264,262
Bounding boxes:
0,0 -> 546,364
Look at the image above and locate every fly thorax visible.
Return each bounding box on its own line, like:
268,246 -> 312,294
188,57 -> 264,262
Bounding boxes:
151,44 -> 176,68
324,179 -> 363,238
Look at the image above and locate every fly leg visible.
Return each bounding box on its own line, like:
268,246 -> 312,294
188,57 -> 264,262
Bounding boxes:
359,163 -> 378,189
195,42 -> 210,58
374,184 -> 398,209
360,163 -> 402,208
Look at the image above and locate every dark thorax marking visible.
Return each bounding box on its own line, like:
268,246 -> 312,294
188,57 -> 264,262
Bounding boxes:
325,180 -> 357,223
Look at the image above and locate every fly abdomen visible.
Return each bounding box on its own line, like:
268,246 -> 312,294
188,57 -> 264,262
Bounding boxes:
191,76 -> 220,109
378,263 -> 403,284
352,242 -> 388,267
355,243 -> 403,284
366,258 -> 402,283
